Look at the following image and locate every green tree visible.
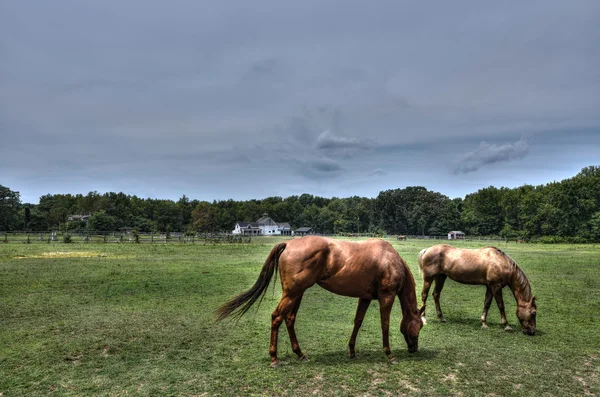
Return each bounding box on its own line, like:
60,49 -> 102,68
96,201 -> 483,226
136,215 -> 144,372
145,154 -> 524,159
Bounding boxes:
192,201 -> 216,232
0,185 -> 21,231
88,210 -> 118,231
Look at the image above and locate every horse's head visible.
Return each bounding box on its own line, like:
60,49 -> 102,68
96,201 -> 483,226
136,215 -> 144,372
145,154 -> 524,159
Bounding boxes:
516,296 -> 537,335
401,307 -> 425,352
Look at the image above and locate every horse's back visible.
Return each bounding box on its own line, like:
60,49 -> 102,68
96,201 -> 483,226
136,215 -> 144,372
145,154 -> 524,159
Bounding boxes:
279,236 -> 407,298
420,244 -> 509,284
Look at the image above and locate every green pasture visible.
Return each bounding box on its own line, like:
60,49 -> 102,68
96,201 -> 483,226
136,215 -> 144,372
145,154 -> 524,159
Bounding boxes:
1,238 -> 599,396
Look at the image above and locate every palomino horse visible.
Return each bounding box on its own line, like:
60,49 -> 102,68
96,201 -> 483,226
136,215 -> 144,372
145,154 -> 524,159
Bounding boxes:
217,236 -> 424,367
418,244 -> 536,335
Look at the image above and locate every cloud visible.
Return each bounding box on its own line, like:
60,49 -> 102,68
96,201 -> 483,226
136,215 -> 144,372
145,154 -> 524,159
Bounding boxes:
315,130 -> 375,158
370,168 -> 388,176
310,157 -> 342,173
454,138 -> 529,174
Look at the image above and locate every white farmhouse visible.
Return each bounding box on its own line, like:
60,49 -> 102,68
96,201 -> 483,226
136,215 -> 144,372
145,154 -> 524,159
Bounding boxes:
232,213 -> 292,236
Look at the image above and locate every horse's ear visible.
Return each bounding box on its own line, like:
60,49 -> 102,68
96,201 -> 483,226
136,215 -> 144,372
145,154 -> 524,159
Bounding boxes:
531,296 -> 537,307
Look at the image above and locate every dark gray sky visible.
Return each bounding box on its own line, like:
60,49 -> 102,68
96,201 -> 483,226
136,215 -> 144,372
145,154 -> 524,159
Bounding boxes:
2,1 -> 599,204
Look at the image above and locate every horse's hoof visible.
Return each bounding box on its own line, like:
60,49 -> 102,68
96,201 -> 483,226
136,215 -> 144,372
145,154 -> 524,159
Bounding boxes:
504,325 -> 513,332
481,323 -> 489,330
270,360 -> 280,368
389,357 -> 399,365
348,352 -> 356,359
439,317 -> 447,323
299,355 -> 309,362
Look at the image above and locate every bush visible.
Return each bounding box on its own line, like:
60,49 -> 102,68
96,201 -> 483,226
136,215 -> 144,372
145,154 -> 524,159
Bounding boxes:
132,228 -> 140,244
537,235 -> 592,244
63,234 -> 72,243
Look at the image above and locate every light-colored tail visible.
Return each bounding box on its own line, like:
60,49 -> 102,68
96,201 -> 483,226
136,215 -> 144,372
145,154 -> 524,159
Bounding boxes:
417,248 -> 428,278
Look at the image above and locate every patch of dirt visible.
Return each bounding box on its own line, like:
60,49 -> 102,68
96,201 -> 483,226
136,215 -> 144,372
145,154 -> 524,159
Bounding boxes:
574,376 -> 595,396
15,251 -> 134,259
371,378 -> 385,386
442,373 -> 458,383
398,379 -> 421,393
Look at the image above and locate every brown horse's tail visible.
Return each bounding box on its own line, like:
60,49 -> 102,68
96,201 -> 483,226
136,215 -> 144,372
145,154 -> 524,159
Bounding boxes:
216,242 -> 287,322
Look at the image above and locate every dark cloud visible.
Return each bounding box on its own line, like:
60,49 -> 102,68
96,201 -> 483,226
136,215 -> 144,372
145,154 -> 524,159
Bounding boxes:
454,138 -> 530,174
315,131 -> 375,159
370,168 -> 388,176
310,157 -> 343,173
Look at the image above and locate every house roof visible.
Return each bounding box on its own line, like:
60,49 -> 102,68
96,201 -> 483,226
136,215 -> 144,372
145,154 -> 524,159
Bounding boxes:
449,231 -> 465,234
237,222 -> 260,228
256,216 -> 276,225
295,227 -> 313,232
277,222 -> 291,229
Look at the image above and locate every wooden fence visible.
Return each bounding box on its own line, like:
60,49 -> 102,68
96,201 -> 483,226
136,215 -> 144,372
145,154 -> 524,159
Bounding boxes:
0,231 -> 252,245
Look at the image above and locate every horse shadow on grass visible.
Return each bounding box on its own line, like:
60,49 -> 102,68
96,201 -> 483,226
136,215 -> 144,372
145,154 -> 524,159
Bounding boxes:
426,316 -> 545,336
281,348 -> 439,367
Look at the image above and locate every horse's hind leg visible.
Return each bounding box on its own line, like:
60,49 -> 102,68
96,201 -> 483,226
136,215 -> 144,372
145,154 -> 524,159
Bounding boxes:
420,277 -> 434,324
378,294 -> 398,364
285,294 -> 308,361
480,286 -> 494,329
433,275 -> 447,322
348,298 -> 371,358
492,287 -> 512,331
270,294 -> 300,368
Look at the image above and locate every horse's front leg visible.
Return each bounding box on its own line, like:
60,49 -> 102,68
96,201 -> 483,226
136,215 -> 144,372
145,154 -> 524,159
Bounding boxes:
493,288 -> 512,331
348,298 -> 371,358
480,286 -> 494,329
420,277 -> 434,324
378,294 -> 397,364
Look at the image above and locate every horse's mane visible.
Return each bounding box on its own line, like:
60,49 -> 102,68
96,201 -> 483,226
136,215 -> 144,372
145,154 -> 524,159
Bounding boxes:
487,247 -> 532,301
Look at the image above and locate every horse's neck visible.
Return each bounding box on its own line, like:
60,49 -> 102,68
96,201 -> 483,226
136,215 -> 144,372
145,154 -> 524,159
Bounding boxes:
508,265 -> 532,304
399,276 -> 419,319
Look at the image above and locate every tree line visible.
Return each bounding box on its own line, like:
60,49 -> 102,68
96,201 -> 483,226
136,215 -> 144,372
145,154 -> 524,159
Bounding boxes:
1,165 -> 599,242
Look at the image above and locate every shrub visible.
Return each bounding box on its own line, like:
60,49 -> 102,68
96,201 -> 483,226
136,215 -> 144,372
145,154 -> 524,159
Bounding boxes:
132,228 -> 140,244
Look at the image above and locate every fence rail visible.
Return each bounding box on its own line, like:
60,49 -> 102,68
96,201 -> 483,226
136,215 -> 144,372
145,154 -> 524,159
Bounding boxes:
0,231 -> 253,245
0,230 -> 520,245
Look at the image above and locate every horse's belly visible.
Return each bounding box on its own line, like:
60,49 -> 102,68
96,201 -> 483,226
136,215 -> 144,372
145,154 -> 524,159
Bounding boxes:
445,268 -> 488,285
317,277 -> 375,299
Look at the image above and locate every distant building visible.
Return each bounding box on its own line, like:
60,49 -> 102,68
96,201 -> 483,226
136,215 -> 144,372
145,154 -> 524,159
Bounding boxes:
448,231 -> 465,240
294,227 -> 315,237
232,222 -> 262,235
232,213 -> 292,236
278,223 -> 292,236
68,214 -> 91,222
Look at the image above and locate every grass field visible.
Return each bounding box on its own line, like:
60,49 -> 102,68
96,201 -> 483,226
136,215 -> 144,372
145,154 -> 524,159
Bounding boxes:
1,238 -> 599,396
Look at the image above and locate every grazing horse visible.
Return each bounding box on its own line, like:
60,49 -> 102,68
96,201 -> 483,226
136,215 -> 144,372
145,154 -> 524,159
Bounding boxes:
418,244 -> 537,335
217,236 -> 424,367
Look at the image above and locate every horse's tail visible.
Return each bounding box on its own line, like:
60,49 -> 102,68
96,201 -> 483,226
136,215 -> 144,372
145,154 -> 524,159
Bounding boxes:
417,248 -> 428,277
216,242 -> 287,322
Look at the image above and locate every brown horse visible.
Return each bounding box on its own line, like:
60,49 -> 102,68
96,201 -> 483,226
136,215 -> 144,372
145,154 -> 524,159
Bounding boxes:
217,236 -> 424,367
418,244 -> 536,335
